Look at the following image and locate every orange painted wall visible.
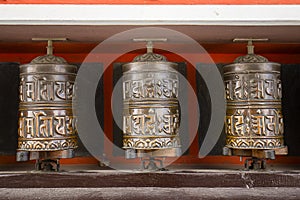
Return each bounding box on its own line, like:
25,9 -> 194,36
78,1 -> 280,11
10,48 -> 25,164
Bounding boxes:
1,0 -> 300,4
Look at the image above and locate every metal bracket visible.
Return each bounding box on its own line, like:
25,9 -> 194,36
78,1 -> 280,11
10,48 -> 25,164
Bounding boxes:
133,38 -> 167,53
133,38 -> 167,42
233,38 -> 269,55
244,158 -> 267,170
16,151 -> 29,162
32,38 -> 67,55
141,157 -> 167,171
35,159 -> 60,172
233,38 -> 269,43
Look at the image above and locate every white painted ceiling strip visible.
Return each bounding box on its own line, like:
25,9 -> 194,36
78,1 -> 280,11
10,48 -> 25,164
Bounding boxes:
0,5 -> 299,25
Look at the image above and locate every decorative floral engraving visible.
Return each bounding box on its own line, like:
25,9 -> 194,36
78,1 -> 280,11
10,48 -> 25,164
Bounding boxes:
31,55 -> 67,64
133,53 -> 167,62
18,137 -> 77,151
123,137 -> 181,149
234,54 -> 269,63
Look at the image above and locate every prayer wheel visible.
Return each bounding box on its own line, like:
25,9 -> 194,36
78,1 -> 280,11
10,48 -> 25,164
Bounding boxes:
16,39 -> 77,171
223,39 -> 288,169
122,39 -> 181,165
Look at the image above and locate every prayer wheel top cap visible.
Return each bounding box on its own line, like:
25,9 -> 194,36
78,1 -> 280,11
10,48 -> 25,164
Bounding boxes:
234,39 -> 269,64
231,39 -> 278,64
30,54 -> 67,65
20,39 -> 77,74
234,54 -> 269,64
30,39 -> 68,64
123,38 -> 178,72
133,52 -> 168,62
224,39 -> 280,73
132,38 -> 169,62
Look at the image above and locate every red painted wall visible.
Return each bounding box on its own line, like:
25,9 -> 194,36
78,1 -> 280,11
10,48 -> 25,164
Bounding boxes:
1,43 -> 300,166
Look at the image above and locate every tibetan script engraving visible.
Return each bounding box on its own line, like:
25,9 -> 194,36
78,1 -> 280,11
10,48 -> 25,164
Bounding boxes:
18,111 -> 77,139
19,76 -> 75,102
224,74 -> 281,101
123,77 -> 178,100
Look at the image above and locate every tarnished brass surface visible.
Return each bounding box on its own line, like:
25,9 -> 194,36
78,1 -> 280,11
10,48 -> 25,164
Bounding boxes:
122,50 -> 181,157
224,55 -> 287,154
17,49 -> 77,160
224,63 -> 285,150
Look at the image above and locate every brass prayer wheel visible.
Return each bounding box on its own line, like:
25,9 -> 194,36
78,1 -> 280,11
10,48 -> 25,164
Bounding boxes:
122,39 -> 181,160
16,39 -> 77,170
223,39 -> 288,169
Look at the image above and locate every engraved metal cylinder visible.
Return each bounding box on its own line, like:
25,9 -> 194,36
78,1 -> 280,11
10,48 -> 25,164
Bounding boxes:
122,61 -> 181,157
17,57 -> 77,159
224,62 -> 285,151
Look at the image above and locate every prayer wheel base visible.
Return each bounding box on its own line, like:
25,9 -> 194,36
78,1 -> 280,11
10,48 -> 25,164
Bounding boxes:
223,146 -> 288,158
17,149 -> 75,161
125,148 -> 181,170
125,148 -> 182,159
16,149 -> 75,171
223,146 -> 288,170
